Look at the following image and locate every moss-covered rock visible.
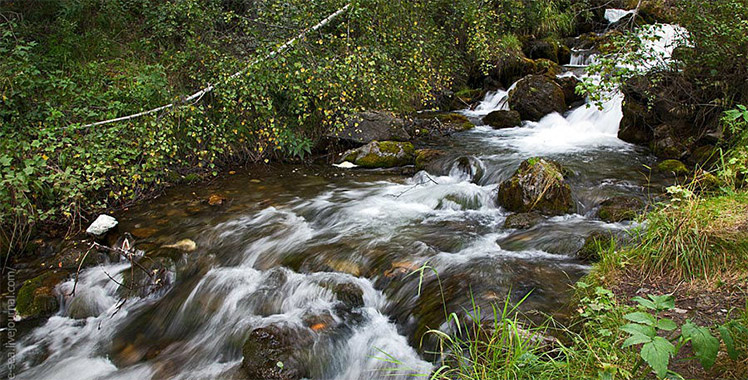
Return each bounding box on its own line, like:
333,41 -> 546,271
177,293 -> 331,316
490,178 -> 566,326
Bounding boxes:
578,231 -> 615,262
483,110 -> 521,129
415,149 -> 446,171
534,58 -> 562,77
497,158 -> 575,216
554,75 -> 584,107
596,196 -> 644,223
17,271 -> 68,319
504,213 -> 543,229
342,141 -> 415,168
523,38 -> 560,63
489,55 -> 537,87
508,75 -> 566,121
435,113 -> 474,132
687,145 -> 718,168
656,159 -> 689,176
329,111 -> 410,145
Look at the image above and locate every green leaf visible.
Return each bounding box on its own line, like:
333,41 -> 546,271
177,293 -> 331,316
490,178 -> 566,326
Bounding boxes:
641,336 -> 675,379
621,323 -> 656,338
681,321 -> 719,370
649,294 -> 675,311
656,318 -> 677,331
623,332 -> 652,348
625,312 -> 656,326
718,325 -> 739,361
632,296 -> 657,310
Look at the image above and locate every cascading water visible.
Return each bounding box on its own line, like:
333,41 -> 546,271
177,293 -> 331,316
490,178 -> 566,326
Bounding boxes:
8,12 -> 688,380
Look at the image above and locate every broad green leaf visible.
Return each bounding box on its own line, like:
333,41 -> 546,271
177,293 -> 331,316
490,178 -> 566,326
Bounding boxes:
656,318 -> 677,331
681,321 -> 719,370
621,323 -> 656,338
623,332 -> 652,348
649,294 -> 675,311
641,336 -> 675,379
718,325 -> 739,361
632,296 -> 657,310
624,312 -> 656,326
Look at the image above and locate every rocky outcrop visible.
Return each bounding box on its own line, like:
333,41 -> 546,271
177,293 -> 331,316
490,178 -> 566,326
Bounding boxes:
554,75 -> 584,108
483,110 -> 522,129
497,158 -> 575,216
329,111 -> 410,145
242,324 -> 314,380
596,196 -> 644,223
504,213 -> 543,229
341,141 -> 415,168
488,55 -> 537,88
508,75 -> 566,121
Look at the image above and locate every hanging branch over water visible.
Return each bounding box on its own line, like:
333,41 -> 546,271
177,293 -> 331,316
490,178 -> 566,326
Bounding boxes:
76,4 -> 351,130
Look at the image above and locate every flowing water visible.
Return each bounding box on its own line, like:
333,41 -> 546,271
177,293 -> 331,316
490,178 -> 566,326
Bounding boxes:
8,17 -> 685,380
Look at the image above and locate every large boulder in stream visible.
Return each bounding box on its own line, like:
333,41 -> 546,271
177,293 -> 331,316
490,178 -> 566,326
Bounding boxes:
341,141 -> 415,168
483,110 -> 521,129
497,158 -> 575,216
508,75 -> 566,121
242,324 -> 314,380
328,111 -> 411,145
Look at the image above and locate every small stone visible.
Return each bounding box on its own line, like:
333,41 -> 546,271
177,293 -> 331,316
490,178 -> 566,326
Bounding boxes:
131,227 -> 158,239
674,308 -> 688,314
504,213 -> 543,229
333,161 -> 358,169
86,214 -> 118,236
163,239 -> 197,252
250,179 -> 262,183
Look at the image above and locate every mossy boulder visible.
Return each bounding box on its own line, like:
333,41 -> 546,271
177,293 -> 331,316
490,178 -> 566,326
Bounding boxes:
490,55 -> 538,87
578,231 -> 616,262
656,159 -> 689,176
497,158 -> 575,216
508,75 -> 566,121
483,110 -> 521,129
534,58 -> 562,77
435,113 -> 474,132
504,213 -> 543,229
241,324 -> 313,380
415,149 -> 446,171
17,270 -> 68,319
596,196 -> 644,223
342,141 -> 415,168
687,145 -> 717,168
523,38 -> 560,63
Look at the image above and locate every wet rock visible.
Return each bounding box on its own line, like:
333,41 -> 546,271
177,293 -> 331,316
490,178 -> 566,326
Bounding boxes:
241,324 -> 313,380
17,271 -> 67,319
333,282 -> 364,310
383,261 -> 421,278
162,238 -> 197,252
618,97 -> 654,144
578,231 -> 616,262
415,149 -> 446,171
341,141 -> 415,169
434,113 -> 474,132
325,259 -> 362,277
482,110 -> 521,129
554,75 -> 584,107
86,214 -> 118,237
508,75 -> 566,121
596,196 -> 644,223
452,156 -> 485,183
497,158 -> 575,216
656,159 -> 689,176
329,111 -> 410,145
504,213 -> 543,230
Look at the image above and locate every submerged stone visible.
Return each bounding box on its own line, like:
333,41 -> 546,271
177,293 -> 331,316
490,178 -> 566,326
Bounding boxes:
162,238 -> 197,252
504,213 -> 543,230
242,324 -> 313,380
497,157 -> 575,216
17,271 -> 67,319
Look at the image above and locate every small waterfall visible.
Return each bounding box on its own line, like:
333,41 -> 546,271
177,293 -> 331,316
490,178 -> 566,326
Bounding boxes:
569,49 -> 597,67
459,80 -> 519,119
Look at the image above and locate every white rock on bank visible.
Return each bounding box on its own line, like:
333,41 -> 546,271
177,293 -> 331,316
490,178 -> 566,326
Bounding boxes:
86,214 -> 118,236
333,161 -> 358,169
